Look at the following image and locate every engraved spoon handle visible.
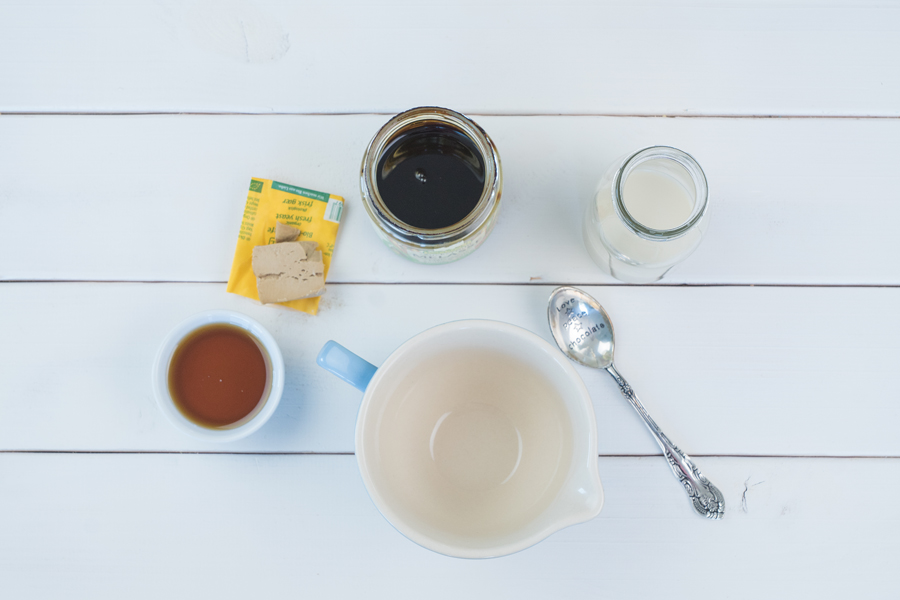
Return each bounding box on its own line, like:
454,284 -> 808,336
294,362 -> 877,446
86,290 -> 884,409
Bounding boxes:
605,364 -> 725,519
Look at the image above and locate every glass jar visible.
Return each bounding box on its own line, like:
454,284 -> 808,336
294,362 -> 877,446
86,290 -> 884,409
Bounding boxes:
360,107 -> 502,264
583,146 -> 709,283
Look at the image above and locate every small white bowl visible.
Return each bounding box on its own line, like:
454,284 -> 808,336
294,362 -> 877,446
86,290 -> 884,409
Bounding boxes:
152,310 -> 284,442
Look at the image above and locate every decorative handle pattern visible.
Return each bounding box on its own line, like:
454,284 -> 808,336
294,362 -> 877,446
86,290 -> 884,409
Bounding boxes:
606,364 -> 725,519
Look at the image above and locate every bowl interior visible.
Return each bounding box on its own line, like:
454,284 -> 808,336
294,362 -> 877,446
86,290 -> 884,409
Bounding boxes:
357,321 -> 601,557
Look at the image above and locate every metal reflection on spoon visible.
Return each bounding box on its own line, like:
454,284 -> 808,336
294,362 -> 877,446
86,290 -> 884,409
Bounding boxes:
547,286 -> 725,519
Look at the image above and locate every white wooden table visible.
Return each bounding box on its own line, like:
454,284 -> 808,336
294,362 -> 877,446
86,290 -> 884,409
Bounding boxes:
2,1 -> 899,597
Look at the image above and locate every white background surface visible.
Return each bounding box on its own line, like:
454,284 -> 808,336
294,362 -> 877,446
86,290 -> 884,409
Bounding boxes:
1,1 -> 899,598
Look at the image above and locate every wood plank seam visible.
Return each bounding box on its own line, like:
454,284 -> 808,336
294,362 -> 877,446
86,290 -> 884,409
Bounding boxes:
2,451 -> 897,459
3,112 -> 900,119
2,281 -> 899,288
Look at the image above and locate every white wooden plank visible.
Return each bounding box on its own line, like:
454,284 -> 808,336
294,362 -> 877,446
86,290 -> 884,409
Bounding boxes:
0,453 -> 896,598
2,115 -> 899,285
1,1 -> 898,116
1,282 -> 897,456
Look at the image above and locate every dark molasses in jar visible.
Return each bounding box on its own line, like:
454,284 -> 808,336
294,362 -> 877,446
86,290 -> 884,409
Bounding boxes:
361,107 -> 502,264
376,124 -> 485,230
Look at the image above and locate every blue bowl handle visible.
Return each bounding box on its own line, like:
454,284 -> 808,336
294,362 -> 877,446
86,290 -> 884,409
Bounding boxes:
316,341 -> 378,392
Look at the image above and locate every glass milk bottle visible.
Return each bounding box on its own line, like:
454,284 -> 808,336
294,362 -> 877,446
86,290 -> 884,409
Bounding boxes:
583,146 -> 709,283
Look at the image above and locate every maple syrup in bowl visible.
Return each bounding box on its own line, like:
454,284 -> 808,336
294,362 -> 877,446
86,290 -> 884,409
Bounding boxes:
168,323 -> 269,428
152,310 -> 285,442
361,107 -> 502,264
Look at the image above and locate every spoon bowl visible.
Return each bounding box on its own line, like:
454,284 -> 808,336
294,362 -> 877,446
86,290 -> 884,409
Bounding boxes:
548,286 -> 616,369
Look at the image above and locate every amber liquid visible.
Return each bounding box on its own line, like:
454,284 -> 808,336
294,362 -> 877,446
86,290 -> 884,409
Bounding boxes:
376,124 -> 486,230
168,324 -> 269,428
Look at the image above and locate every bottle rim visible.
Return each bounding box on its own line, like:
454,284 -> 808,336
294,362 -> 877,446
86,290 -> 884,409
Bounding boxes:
612,146 -> 709,241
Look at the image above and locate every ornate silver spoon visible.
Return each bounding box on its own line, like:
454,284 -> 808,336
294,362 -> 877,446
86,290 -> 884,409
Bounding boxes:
547,286 -> 724,519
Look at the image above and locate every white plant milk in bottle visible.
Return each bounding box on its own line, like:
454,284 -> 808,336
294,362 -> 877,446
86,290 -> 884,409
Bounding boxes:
583,147 -> 709,283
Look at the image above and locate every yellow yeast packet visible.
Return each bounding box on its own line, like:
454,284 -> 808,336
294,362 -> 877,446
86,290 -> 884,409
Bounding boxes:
227,178 -> 344,315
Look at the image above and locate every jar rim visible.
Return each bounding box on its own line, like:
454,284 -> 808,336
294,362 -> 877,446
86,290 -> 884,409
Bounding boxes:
360,107 -> 502,246
612,146 -> 709,241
